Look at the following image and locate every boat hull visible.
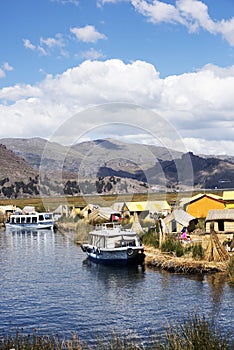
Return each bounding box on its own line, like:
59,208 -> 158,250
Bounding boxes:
5,222 -> 54,230
81,245 -> 145,266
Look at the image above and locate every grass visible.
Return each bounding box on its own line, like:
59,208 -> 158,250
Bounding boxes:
0,313 -> 233,350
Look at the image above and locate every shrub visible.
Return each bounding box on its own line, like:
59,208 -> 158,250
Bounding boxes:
141,231 -> 159,248
161,238 -> 184,257
191,243 -> 204,260
163,312 -> 231,350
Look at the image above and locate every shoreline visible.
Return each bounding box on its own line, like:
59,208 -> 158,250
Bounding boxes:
144,246 -> 228,274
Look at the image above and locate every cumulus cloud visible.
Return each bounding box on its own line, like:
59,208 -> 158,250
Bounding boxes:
0,59 -> 234,155
70,25 -> 107,43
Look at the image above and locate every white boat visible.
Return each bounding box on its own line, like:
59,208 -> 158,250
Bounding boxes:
5,212 -> 55,230
81,222 -> 145,266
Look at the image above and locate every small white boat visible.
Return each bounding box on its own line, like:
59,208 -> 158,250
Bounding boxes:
5,212 -> 55,230
81,222 -> 145,266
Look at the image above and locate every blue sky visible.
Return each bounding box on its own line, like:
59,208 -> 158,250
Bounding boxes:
0,0 -> 234,156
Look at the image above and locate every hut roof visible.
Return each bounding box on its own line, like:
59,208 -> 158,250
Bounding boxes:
111,202 -> 125,211
88,207 -> 120,222
22,206 -> 36,214
125,200 -> 170,213
164,209 -> 196,227
206,209 -> 234,222
180,193 -> 223,207
223,191 -> 234,200
125,201 -> 146,212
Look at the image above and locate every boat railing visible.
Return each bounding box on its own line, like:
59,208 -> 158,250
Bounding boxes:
95,223 -> 122,230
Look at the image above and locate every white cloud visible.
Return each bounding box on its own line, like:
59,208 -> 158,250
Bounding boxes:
40,34 -> 65,49
131,0 -> 185,25
80,48 -> 105,60
0,59 -> 234,155
23,39 -> 36,51
0,69 -> 5,79
0,61 -> 13,79
51,0 -> 79,5
23,34 -> 65,56
105,0 -> 234,47
70,25 -> 107,43
2,62 -> 13,72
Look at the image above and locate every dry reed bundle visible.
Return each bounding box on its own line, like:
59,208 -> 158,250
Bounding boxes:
204,223 -> 229,262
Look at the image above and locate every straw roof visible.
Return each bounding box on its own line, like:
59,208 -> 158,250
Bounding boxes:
180,193 -> 223,208
206,209 -> 234,222
223,191 -> 234,200
163,209 -> 196,227
88,207 -> 120,223
125,200 -> 170,213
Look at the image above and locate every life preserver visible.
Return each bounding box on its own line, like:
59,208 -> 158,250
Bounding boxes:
127,248 -> 134,257
81,245 -> 86,252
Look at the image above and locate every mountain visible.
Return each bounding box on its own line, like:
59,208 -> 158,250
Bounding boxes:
0,137 -> 233,198
0,143 -> 39,198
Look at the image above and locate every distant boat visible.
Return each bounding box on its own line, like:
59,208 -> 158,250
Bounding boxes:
5,212 -> 55,230
81,222 -> 145,265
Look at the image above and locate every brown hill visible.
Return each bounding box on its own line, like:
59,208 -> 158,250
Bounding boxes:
0,144 -> 39,198
0,138 -> 234,199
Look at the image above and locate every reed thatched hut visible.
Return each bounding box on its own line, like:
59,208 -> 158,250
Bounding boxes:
205,209 -> 234,233
163,209 -> 197,233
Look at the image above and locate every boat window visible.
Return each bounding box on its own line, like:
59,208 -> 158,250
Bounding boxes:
39,215 -> 44,221
44,213 -> 52,220
11,217 -> 15,223
97,236 -> 105,248
16,217 -> 20,223
21,217 -> 26,223
26,217 -> 31,223
32,216 -> 37,223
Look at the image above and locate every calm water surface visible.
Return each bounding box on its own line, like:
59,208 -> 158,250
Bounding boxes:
0,229 -> 233,345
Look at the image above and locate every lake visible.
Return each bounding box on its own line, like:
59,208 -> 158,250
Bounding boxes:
0,229 -> 233,346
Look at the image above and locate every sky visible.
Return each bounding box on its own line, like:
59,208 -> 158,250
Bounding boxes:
0,0 -> 234,156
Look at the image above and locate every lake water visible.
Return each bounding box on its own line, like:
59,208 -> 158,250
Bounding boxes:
0,229 -> 233,346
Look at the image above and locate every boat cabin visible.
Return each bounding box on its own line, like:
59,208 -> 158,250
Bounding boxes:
89,223 -> 140,249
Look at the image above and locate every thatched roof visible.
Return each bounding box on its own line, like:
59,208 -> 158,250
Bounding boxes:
163,209 -> 196,227
179,193 -> 223,209
206,209 -> 234,222
124,200 -> 170,213
88,206 -> 120,223
223,191 -> 234,201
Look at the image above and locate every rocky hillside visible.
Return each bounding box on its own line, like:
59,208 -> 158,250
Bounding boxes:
0,144 -> 39,198
0,137 -> 233,198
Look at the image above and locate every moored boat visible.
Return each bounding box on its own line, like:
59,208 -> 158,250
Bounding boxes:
81,222 -> 145,266
5,212 -> 55,230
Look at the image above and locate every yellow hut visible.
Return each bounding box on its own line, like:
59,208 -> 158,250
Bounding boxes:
223,191 -> 234,209
182,193 -> 224,218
